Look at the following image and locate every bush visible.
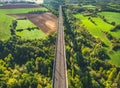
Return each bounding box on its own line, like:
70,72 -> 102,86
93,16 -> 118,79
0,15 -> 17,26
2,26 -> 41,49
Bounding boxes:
112,44 -> 120,51
110,25 -> 120,32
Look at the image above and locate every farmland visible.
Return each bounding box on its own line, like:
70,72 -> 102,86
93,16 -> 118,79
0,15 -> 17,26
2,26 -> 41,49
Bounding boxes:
0,14 -> 15,40
16,29 -> 46,39
0,5 -> 58,40
16,19 -> 36,29
11,13 -> 58,34
26,13 -> 58,34
15,19 -> 46,39
0,7 -> 48,14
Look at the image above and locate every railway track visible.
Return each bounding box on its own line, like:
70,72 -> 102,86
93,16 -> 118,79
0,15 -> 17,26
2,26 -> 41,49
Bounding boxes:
52,5 -> 68,88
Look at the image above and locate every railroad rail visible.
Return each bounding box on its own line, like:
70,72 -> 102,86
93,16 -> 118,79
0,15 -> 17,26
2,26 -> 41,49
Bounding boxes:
52,5 -> 68,88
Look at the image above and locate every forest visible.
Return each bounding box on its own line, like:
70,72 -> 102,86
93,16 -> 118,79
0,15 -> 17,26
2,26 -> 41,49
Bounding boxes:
0,34 -> 56,87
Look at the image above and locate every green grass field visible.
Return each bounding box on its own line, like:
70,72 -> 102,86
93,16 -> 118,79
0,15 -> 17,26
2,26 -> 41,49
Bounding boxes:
0,7 -> 48,40
98,12 -> 120,25
111,30 -> 120,39
74,12 -> 120,66
109,50 -> 120,66
74,14 -> 113,45
0,7 -> 48,14
82,5 -> 96,9
15,19 -> 46,39
0,14 -> 15,40
16,29 -> 46,40
98,12 -> 120,39
16,20 -> 36,30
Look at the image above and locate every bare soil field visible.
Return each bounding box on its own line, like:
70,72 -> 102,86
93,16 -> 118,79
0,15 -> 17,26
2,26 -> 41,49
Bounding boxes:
10,13 -> 58,34
0,4 -> 39,9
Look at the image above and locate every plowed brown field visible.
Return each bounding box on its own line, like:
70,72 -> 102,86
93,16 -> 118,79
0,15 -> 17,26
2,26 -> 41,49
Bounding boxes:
10,13 -> 58,34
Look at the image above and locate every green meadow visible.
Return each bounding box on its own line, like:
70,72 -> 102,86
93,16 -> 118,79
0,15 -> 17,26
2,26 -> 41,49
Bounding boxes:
74,14 -> 113,45
108,50 -> 120,66
16,29 -> 46,40
0,7 -> 48,40
0,7 -> 48,14
0,14 -> 15,40
16,20 -> 36,30
98,12 -> 120,39
98,12 -> 120,25
82,5 -> 96,9
111,30 -> 120,39
74,12 -> 120,66
16,19 -> 46,39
